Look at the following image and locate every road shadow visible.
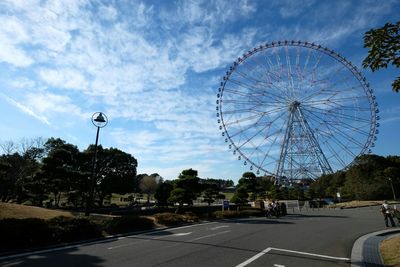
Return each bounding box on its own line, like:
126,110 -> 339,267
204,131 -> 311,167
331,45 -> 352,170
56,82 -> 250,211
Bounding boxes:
286,213 -> 348,219
227,218 -> 294,225
0,246 -> 105,267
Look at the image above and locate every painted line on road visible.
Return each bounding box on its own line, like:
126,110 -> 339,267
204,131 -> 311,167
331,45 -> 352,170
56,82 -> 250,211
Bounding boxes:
208,225 -> 230,230
108,240 -> 150,250
235,247 -> 272,267
235,247 -> 350,267
274,264 -> 285,267
271,247 -> 350,261
108,232 -> 193,249
188,230 -> 231,241
173,232 -> 192,236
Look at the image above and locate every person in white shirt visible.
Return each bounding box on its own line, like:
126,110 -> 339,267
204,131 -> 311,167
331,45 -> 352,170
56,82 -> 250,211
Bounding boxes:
381,200 -> 396,227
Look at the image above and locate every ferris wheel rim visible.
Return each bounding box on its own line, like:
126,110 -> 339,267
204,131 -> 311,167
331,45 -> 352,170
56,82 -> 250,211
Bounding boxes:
217,40 -> 379,179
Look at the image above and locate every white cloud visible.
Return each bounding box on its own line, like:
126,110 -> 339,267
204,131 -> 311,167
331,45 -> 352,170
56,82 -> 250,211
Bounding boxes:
0,93 -> 50,125
98,5 -> 118,21
110,129 -> 161,148
39,68 -> 88,90
26,92 -> 85,119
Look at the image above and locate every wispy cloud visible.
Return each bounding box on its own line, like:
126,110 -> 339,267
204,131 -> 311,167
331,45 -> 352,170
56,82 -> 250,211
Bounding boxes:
0,93 -> 50,125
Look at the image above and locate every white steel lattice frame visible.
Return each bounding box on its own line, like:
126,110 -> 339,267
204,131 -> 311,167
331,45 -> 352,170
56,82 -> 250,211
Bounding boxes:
216,40 -> 379,184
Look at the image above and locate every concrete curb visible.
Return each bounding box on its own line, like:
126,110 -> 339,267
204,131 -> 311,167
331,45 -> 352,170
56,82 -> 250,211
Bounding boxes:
351,228 -> 400,267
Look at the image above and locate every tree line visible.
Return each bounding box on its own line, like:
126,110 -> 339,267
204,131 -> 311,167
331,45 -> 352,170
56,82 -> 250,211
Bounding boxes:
0,137 -> 138,208
308,154 -> 400,201
1,137 -> 398,210
0,137 -> 234,210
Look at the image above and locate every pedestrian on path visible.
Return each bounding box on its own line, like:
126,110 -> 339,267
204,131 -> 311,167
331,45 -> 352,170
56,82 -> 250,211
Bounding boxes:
381,200 -> 396,227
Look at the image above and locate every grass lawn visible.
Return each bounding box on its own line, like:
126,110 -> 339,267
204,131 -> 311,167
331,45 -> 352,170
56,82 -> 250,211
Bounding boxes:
0,202 -> 77,220
380,236 -> 400,267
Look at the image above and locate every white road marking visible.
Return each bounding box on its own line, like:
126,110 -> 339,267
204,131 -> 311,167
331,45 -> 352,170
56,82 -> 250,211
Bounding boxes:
189,230 -> 231,241
173,232 -> 192,236
235,247 -> 272,267
108,232 -> 193,249
108,240 -> 150,250
271,247 -> 350,261
235,247 -> 350,267
209,225 -> 230,230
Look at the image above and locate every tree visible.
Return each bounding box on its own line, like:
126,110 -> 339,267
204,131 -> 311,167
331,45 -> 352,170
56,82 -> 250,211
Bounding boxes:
202,182 -> 225,206
0,138 -> 45,203
237,172 -> 264,200
230,186 -> 249,209
85,146 -> 138,207
41,138 -> 81,206
168,168 -> 201,213
362,21 -> 400,92
139,175 -> 159,206
154,181 -> 173,207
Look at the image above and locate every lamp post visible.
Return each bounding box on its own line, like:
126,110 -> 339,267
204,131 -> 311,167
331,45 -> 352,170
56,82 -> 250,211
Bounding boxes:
85,112 -> 108,216
388,177 -> 397,201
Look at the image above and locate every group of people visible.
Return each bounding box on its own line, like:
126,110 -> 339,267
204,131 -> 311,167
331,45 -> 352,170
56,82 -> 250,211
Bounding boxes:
265,200 -> 287,218
381,200 -> 400,227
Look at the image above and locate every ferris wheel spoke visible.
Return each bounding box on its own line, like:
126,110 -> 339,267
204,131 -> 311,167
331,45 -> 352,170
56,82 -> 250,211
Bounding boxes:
303,108 -> 370,133
325,133 -> 357,160
285,46 -> 296,96
252,55 -> 274,85
225,107 -> 287,136
235,121 -> 274,150
223,114 -> 262,126
325,123 -> 363,155
222,99 -> 262,105
234,66 -> 278,89
304,94 -> 369,106
228,78 -> 287,104
224,111 -> 275,128
323,139 -> 348,167
303,105 -> 370,123
259,131 -> 281,168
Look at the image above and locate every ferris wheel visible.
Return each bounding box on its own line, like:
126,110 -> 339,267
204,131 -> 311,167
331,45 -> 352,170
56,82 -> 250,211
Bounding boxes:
216,40 -> 379,184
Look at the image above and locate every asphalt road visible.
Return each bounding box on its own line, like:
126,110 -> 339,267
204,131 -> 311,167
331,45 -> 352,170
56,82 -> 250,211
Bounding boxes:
0,206 -> 386,267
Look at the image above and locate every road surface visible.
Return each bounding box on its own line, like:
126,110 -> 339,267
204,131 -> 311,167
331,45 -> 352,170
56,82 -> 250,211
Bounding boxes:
0,206 -> 385,267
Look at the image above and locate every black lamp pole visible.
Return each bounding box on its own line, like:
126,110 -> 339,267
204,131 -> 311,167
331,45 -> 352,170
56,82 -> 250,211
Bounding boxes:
85,112 -> 108,216
388,177 -> 397,201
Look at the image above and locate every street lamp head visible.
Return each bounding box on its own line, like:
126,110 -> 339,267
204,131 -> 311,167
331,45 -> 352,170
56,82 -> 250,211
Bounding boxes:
94,112 -> 106,123
91,112 -> 108,128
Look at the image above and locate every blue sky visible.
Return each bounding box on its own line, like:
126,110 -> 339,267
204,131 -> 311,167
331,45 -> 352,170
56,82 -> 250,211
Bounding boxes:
0,0 -> 399,183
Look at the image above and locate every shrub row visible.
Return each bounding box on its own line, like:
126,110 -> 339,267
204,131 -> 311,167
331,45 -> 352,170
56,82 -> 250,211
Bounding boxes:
0,217 -> 102,252
104,215 -> 154,234
0,208 -> 265,252
153,212 -> 199,226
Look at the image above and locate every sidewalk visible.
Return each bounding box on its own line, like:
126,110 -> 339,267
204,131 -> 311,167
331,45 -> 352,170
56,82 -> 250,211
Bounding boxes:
351,228 -> 400,267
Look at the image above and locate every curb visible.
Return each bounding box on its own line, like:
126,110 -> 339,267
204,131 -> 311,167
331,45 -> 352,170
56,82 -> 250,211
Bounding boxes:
351,228 -> 400,267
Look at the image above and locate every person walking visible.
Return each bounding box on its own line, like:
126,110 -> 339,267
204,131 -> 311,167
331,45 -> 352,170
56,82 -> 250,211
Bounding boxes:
381,200 -> 396,227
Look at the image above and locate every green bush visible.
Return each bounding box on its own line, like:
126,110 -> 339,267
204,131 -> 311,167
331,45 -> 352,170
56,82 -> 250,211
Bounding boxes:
0,218 -> 53,251
48,216 -> 102,243
153,212 -> 197,226
104,215 -> 154,234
